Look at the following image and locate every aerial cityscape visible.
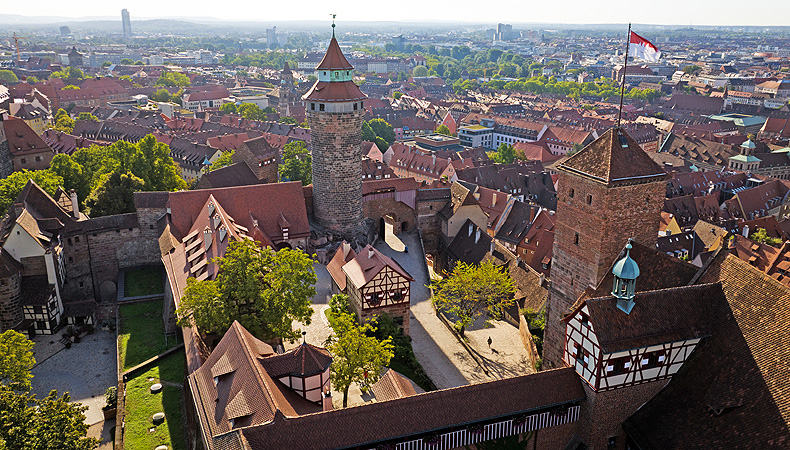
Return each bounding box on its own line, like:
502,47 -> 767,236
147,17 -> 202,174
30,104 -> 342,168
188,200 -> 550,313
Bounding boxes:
0,7 -> 789,450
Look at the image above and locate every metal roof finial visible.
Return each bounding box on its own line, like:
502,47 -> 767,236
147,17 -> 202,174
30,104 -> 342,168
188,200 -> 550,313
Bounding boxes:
331,14 -> 336,39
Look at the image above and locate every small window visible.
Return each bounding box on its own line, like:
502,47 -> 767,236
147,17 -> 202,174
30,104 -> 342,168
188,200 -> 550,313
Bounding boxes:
68,257 -> 73,263
607,356 -> 630,376
319,104 -> 325,111
569,188 -> 574,198
67,238 -> 73,246
35,156 -> 42,162
311,103 -> 315,110
353,103 -> 358,111
587,194 -> 592,205
641,351 -> 665,369
74,237 -> 79,243
21,158 -> 26,164
574,232 -> 580,245
580,312 -> 589,326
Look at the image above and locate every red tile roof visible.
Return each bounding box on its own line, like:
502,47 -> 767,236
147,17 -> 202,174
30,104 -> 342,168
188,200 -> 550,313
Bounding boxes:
315,37 -> 354,70
3,117 -> 52,156
302,81 -> 366,103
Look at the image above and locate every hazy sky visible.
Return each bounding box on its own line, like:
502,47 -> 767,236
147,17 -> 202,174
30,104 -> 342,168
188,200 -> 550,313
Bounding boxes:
4,0 -> 790,27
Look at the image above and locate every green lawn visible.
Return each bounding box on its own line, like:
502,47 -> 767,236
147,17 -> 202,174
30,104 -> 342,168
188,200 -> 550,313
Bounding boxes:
124,267 -> 164,298
118,300 -> 176,371
123,350 -> 186,450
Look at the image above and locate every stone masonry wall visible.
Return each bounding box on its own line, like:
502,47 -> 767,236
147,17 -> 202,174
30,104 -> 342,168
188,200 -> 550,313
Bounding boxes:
0,138 -> 13,179
543,172 -> 665,369
308,109 -> 366,238
577,380 -> 668,450
0,272 -> 22,332
416,198 -> 447,255
135,207 -> 167,265
363,196 -> 417,235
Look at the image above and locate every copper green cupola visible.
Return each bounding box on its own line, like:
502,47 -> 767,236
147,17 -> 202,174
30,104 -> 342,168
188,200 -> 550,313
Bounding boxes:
612,240 -> 639,314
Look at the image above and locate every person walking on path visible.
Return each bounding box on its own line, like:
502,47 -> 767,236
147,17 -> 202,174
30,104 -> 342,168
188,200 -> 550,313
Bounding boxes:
487,336 -> 492,349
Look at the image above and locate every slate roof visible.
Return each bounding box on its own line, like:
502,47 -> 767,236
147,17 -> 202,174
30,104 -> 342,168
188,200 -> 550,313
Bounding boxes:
624,255 -> 790,449
447,219 -> 492,265
259,343 -> 332,378
495,200 -> 540,245
572,283 -> 722,354
557,127 -> 668,186
195,163 -> 263,190
369,368 -> 418,402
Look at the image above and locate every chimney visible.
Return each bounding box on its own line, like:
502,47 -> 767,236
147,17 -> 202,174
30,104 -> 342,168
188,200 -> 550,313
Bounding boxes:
742,224 -> 750,238
322,388 -> 333,412
368,246 -> 375,259
432,154 -> 436,165
70,189 -> 79,219
342,241 -> 350,259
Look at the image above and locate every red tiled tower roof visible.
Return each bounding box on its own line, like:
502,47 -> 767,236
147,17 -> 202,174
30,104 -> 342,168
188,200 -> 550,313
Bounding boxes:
315,37 -> 353,70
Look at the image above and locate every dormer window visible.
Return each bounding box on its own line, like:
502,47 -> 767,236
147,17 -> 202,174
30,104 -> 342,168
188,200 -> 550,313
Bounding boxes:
213,214 -> 221,229
219,226 -> 227,242
208,202 -> 215,216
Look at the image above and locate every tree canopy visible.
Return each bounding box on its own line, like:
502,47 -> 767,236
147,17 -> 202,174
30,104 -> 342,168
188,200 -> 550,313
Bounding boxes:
0,70 -> 18,83
176,239 -> 316,341
362,119 -> 396,152
53,109 -> 75,133
0,386 -> 99,450
49,135 -> 187,216
0,331 -> 35,391
209,150 -> 235,171
279,140 -> 312,185
412,65 -> 428,77
489,143 -> 516,164
0,170 -> 63,218
84,170 -> 145,217
325,295 -> 393,407
750,228 -> 783,246
432,261 -> 516,336
155,71 -> 191,87
49,67 -> 85,80
435,124 -> 452,136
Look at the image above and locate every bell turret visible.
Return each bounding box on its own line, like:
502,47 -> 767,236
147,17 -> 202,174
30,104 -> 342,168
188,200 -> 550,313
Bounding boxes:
612,240 -> 639,314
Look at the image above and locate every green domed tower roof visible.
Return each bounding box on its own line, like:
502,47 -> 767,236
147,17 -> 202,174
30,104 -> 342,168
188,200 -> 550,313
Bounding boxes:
612,242 -> 640,280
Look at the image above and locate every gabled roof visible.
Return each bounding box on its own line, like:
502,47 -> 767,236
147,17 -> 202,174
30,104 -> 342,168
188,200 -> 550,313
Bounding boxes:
447,219 -> 492,265
315,37 -> 354,70
572,283 -> 722,354
259,343 -> 332,378
557,127 -> 668,186
342,244 -> 413,289
3,117 -> 52,156
189,321 -> 321,440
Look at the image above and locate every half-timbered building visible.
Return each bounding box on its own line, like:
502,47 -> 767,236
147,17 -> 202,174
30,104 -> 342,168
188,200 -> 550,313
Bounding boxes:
328,242 -> 413,335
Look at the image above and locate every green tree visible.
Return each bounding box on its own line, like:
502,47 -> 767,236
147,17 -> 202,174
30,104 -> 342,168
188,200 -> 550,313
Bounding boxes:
209,150 -> 234,171
150,89 -> 172,103
0,170 -> 63,217
413,65 -> 428,77
53,108 -> 75,133
134,60 -> 144,65
176,240 -> 316,341
750,228 -> 782,246
325,308 -> 393,407
84,170 -> 145,217
120,58 -> 134,65
33,390 -> 99,450
50,67 -> 84,80
279,140 -> 312,185
76,112 -> 98,122
154,72 -> 190,87
237,103 -> 265,121
490,143 -> 516,164
62,85 -> 79,90
367,119 -> 396,147
361,121 -> 376,142
436,124 -> 452,136
682,65 -> 701,74
393,91 -> 403,100
0,331 -> 35,391
279,116 -> 297,124
0,70 -> 19,83
432,261 -> 516,336
219,102 -> 238,114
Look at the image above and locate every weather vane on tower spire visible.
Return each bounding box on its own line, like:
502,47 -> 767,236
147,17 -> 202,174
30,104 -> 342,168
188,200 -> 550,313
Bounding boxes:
331,14 -> 336,38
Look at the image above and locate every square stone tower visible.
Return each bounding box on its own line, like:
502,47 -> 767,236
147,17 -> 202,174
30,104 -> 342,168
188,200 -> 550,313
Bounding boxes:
542,128 -> 669,369
303,30 -> 368,239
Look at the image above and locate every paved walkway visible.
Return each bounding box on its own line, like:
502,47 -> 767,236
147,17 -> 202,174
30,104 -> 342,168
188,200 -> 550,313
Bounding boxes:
377,226 -> 532,386
31,330 -> 117,431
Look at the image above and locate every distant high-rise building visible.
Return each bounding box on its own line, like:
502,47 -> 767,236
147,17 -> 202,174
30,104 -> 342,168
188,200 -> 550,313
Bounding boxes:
122,9 -> 132,39
266,27 -> 278,47
60,26 -> 71,37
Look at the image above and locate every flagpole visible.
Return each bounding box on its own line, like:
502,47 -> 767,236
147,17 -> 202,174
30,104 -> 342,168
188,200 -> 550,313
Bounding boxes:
617,23 -> 631,128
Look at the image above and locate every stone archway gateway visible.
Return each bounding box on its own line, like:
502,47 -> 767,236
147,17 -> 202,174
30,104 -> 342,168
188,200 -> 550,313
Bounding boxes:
99,280 -> 117,303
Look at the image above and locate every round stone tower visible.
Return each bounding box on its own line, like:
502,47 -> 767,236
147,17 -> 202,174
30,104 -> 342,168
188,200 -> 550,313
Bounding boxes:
303,26 -> 367,238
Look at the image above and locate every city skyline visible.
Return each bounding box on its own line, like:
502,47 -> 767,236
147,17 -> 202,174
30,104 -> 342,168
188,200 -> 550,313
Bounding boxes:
0,1 -> 789,28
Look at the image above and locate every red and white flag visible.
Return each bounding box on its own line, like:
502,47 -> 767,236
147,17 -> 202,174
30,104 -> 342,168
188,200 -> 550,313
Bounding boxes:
629,31 -> 661,62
